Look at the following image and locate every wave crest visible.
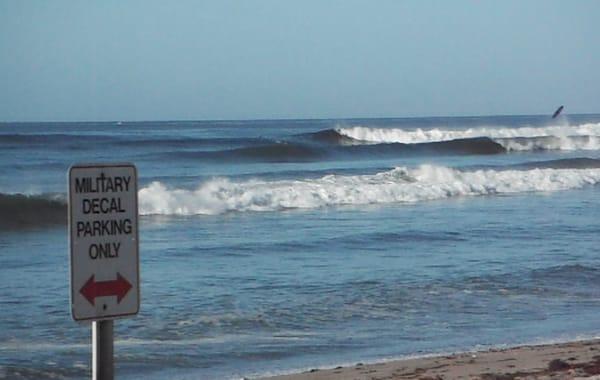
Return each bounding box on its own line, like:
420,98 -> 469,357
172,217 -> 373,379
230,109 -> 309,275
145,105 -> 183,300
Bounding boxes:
138,166 -> 600,215
336,123 -> 600,151
0,193 -> 66,228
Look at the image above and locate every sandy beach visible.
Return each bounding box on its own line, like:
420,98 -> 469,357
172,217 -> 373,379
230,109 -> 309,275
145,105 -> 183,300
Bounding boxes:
261,339 -> 600,380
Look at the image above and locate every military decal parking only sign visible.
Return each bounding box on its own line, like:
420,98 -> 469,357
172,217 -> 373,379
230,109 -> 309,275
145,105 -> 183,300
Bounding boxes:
69,163 -> 140,321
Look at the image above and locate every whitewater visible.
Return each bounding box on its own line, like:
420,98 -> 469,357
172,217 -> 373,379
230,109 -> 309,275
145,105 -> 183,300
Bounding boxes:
139,166 -> 600,215
2,114 -> 600,380
337,122 -> 600,151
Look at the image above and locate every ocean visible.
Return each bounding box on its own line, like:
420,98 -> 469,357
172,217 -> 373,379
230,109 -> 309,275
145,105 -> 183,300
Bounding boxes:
1,114 -> 600,379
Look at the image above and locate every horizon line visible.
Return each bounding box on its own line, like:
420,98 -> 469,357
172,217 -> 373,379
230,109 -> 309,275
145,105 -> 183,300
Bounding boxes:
1,111 -> 600,125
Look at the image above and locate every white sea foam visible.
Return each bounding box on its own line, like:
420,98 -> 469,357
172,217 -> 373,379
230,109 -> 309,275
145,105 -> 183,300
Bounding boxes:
494,136 -> 600,151
336,123 -> 600,150
138,166 -> 600,215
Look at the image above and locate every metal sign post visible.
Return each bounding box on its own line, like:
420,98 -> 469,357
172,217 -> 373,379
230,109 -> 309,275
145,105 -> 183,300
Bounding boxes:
93,320 -> 114,380
68,163 -> 140,380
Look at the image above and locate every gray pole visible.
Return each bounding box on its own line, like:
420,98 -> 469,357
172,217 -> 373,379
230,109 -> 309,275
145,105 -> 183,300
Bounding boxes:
93,320 -> 114,380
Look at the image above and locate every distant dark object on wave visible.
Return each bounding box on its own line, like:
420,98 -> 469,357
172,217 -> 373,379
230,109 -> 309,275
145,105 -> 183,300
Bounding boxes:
552,105 -> 564,119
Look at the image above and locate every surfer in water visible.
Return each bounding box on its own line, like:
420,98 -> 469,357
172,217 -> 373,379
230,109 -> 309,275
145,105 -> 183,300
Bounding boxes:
552,105 -> 564,119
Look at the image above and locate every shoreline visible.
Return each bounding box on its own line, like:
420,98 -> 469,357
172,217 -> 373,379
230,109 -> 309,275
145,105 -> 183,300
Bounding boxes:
259,339 -> 600,379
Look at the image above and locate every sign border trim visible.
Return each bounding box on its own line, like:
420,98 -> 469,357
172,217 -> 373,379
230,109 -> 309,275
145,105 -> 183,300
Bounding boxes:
68,162 -> 140,322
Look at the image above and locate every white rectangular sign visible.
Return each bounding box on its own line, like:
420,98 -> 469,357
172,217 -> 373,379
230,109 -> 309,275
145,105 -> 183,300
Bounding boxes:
69,163 -> 140,321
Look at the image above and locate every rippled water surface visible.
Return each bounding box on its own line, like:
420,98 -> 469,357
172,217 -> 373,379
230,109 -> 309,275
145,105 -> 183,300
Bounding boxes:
1,115 -> 600,379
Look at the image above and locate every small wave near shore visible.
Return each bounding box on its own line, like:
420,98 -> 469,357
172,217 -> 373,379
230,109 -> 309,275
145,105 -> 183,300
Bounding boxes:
138,164 -> 600,216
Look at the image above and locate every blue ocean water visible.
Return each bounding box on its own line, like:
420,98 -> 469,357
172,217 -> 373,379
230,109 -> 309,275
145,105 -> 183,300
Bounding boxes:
1,114 -> 600,379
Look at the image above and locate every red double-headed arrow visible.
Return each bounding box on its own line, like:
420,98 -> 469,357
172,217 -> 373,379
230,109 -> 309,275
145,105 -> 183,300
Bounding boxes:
80,273 -> 132,306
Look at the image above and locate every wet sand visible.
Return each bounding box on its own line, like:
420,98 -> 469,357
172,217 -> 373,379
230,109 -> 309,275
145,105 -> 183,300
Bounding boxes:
260,339 -> 600,380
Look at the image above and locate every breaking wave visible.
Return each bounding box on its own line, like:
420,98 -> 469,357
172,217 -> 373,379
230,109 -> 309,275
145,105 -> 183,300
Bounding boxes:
138,165 -> 600,215
5,158 -> 600,224
494,135 -> 600,151
335,123 -> 600,151
0,193 -> 67,229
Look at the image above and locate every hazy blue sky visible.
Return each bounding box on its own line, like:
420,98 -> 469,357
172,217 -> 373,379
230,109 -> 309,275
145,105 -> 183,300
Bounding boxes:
1,1 -> 599,121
